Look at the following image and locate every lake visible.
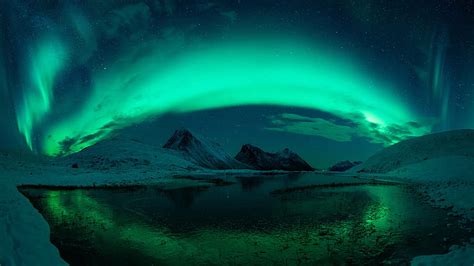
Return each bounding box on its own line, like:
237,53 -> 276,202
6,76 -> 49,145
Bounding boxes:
20,173 -> 473,265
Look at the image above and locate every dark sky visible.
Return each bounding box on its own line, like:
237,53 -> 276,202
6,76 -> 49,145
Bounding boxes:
1,0 -> 474,167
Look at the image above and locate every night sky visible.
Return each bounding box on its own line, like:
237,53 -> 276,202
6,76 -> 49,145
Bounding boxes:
1,0 -> 474,167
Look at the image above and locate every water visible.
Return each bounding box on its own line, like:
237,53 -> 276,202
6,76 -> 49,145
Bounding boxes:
20,173 -> 473,265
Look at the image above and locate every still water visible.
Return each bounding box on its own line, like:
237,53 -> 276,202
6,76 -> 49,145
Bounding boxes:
20,173 -> 472,265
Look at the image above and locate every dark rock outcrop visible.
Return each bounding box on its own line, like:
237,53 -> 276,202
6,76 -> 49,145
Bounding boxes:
163,128 -> 248,169
235,144 -> 314,171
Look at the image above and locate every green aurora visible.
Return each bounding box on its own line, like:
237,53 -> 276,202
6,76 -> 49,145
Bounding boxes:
19,38 -> 429,156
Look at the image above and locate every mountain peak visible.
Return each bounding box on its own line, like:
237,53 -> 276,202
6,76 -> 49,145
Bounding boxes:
163,128 -> 196,151
163,128 -> 247,169
328,160 -> 362,172
235,144 -> 313,171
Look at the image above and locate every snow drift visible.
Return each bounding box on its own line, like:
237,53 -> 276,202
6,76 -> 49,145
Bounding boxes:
353,129 -> 474,181
63,137 -> 201,172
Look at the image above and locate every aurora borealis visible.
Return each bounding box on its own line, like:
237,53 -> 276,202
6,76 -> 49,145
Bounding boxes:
1,1 -> 474,166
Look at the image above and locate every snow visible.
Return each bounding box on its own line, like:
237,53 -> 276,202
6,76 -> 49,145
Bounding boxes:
62,137 -> 202,172
352,130 -> 474,265
0,137 -> 272,265
1,130 -> 473,264
0,182 -> 66,266
411,241 -> 474,266
353,129 -> 474,175
0,140 -> 207,265
0,153 -> 67,266
352,130 -> 474,220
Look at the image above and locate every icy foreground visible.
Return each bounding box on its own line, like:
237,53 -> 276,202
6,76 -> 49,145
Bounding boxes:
0,153 -> 66,266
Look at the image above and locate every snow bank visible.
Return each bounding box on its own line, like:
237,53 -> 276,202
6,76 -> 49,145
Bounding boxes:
411,242 -> 474,266
0,170 -> 66,265
350,130 -> 474,265
354,129 -> 474,178
387,156 -> 474,182
62,137 -> 201,172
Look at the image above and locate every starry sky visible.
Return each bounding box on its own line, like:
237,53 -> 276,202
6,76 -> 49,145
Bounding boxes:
1,0 -> 473,167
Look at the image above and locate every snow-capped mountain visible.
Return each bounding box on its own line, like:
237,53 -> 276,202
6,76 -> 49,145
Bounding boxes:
62,137 -> 201,171
353,129 -> 474,180
328,160 -> 362,172
234,144 -> 314,171
163,129 -> 248,169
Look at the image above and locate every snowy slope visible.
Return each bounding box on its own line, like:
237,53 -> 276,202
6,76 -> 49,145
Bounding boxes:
353,129 -> 474,180
163,129 -> 249,169
235,144 -> 314,171
0,152 -> 66,266
412,242 -> 474,266
62,137 -> 201,172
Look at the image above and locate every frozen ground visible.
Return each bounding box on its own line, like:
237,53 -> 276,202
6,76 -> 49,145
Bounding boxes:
1,130 -> 473,265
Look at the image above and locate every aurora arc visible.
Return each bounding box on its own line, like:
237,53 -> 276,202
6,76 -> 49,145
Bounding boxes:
19,39 -> 429,156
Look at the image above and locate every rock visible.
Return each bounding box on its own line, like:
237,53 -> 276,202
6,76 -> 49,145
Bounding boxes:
235,144 -> 314,171
163,128 -> 248,169
328,160 -> 362,172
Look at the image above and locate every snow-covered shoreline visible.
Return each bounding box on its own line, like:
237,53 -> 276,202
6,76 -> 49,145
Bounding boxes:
0,149 -> 317,266
2,166 -> 473,265
351,130 -> 474,264
2,130 -> 474,265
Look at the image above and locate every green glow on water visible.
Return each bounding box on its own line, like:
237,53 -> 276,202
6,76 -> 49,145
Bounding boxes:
28,185 -> 437,265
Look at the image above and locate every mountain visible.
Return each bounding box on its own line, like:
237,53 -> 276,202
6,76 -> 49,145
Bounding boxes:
62,137 -> 200,171
328,160 -> 362,172
234,144 -> 314,171
163,129 -> 248,169
353,129 -> 474,181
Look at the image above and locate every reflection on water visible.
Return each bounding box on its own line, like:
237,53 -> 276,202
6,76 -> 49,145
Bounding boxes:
20,173 -> 473,265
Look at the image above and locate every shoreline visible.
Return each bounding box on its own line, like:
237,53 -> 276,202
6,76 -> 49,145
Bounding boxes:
2,162 -> 474,265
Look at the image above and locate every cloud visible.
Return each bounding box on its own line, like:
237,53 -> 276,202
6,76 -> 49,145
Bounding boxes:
266,113 -> 431,146
266,114 -> 355,142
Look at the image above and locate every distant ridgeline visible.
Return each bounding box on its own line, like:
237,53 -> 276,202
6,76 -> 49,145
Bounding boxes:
64,128 -> 315,172
163,129 -> 314,171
